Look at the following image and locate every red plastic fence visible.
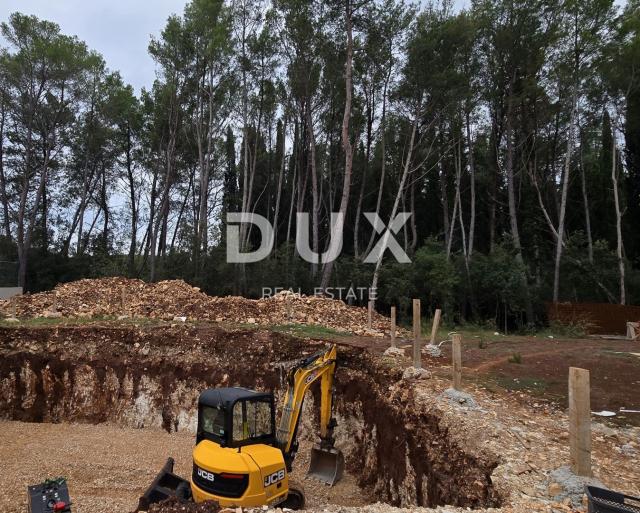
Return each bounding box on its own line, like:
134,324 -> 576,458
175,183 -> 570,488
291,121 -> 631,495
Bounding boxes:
547,302 -> 640,335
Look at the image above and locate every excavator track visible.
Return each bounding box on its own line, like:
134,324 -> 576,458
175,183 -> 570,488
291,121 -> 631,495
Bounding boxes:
280,480 -> 305,510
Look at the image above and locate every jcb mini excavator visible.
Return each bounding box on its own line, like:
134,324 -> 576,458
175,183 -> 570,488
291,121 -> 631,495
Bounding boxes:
137,345 -> 343,511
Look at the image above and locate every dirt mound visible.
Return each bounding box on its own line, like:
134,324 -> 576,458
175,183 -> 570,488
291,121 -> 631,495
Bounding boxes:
0,278 -> 392,335
147,498 -> 219,513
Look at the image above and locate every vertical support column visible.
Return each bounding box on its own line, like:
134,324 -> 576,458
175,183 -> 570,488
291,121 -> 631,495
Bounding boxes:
569,367 -> 591,476
452,333 -> 462,390
429,308 -> 442,345
367,300 -> 373,329
412,299 -> 421,368
390,306 -> 397,347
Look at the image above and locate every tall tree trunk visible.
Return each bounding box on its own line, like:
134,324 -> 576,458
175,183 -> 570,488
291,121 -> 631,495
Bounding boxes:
150,127 -> 177,282
505,87 -> 534,323
238,9 -> 249,288
18,146 -> 49,288
101,165 -> 109,248
320,0 -> 354,290
579,128 -> 593,263
465,110 -> 476,257
126,123 -> 137,275
455,136 -> 473,318
286,149 -> 297,245
170,169 -> 193,253
611,133 -> 626,305
365,73 -> 390,257
440,160 -> 451,251
354,86 -> 373,259
553,93 -> 576,302
307,104 -> 319,275
0,101 -> 10,239
489,116 -> 499,253
410,171 -> 417,252
273,118 -> 286,249
370,99 -> 421,302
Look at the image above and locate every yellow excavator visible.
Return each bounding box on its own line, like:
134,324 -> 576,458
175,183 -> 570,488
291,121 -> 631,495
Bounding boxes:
137,345 -> 343,511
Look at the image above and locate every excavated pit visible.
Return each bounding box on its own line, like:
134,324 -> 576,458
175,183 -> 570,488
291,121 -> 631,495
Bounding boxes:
0,324 -> 501,509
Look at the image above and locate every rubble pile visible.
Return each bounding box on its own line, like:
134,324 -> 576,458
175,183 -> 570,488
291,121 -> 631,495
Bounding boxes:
258,290 -> 392,335
0,277 -> 231,320
0,278 -> 392,335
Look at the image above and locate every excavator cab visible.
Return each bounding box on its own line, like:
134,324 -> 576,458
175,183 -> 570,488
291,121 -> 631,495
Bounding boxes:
196,388 -> 276,448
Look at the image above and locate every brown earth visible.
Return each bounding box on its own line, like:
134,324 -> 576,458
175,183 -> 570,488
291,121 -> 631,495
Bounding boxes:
421,335 -> 640,425
331,332 -> 640,426
0,421 -> 366,513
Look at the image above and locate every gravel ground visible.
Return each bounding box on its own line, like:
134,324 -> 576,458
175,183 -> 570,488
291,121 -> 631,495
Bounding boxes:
0,421 -> 368,513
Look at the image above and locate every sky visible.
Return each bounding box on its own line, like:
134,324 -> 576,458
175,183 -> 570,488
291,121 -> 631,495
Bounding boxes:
0,0 -> 188,94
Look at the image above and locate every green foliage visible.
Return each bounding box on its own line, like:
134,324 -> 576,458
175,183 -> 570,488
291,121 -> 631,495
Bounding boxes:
469,244 -> 531,315
412,240 -> 459,312
546,321 -> 588,338
508,352 -> 523,364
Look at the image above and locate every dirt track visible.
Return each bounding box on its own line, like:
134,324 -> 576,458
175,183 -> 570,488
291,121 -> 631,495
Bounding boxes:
0,421 -> 368,513
425,336 -> 640,424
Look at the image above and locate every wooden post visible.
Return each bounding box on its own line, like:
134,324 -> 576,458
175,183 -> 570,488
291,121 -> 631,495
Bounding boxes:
367,300 -> 373,329
11,296 -> 17,318
569,367 -> 591,477
452,333 -> 462,390
429,308 -> 442,345
412,299 -> 421,368
52,292 -> 57,312
121,286 -> 126,312
390,306 -> 397,347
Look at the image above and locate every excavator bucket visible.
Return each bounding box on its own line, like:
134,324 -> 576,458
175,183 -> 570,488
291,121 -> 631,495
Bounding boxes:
307,445 -> 344,486
135,458 -> 192,511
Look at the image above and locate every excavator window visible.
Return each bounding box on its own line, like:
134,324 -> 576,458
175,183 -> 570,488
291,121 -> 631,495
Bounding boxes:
232,398 -> 273,444
201,406 -> 226,439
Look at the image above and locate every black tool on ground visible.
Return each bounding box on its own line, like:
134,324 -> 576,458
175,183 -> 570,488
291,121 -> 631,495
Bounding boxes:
586,485 -> 640,513
27,477 -> 72,513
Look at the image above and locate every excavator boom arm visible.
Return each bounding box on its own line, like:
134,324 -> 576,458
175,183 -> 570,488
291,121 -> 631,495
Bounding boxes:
275,345 -> 338,456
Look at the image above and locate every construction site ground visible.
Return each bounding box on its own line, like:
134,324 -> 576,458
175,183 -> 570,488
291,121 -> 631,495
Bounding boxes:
0,421 -> 368,513
337,331 -> 640,427
1,279 -> 639,513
